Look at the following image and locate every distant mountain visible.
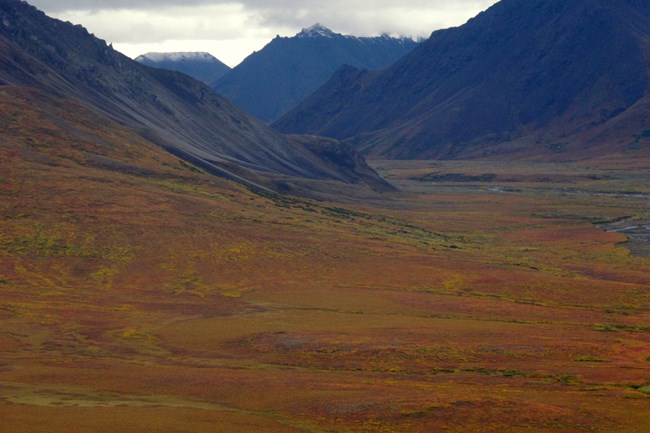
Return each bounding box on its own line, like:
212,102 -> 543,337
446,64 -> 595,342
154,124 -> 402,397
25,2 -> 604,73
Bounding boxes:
0,1 -> 391,194
275,0 -> 650,160
213,24 -> 418,123
135,52 -> 231,85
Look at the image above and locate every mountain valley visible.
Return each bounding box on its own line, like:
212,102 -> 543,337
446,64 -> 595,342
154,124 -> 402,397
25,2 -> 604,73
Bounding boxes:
1,1 -> 650,432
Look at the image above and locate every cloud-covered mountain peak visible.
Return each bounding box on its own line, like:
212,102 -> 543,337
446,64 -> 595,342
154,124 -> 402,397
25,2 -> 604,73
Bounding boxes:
136,52 -> 218,63
298,23 -> 338,38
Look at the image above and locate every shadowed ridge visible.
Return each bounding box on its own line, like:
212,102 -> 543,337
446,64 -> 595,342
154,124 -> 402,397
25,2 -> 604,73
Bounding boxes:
0,0 -> 390,195
213,24 -> 418,123
275,0 -> 650,160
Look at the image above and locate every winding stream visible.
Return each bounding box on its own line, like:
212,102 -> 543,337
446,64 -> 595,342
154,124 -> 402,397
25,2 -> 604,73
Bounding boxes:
600,218 -> 650,258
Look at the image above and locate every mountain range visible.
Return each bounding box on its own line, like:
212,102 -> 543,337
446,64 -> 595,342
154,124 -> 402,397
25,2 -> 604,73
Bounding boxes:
274,0 -> 650,160
213,24 -> 418,123
135,52 -> 231,86
0,1 -> 390,195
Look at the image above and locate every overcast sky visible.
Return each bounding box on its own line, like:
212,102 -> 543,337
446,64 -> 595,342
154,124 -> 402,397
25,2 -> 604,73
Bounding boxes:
29,0 -> 498,67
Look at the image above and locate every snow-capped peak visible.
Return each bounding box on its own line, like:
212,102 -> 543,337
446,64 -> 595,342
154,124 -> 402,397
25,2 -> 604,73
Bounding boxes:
298,23 -> 338,38
136,52 -> 217,63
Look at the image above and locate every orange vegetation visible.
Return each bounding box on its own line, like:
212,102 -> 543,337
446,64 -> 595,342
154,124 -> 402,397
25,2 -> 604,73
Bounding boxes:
1,87 -> 649,432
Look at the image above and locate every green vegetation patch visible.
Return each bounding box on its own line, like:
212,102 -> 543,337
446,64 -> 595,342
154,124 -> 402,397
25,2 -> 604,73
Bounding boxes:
466,368 -> 527,378
420,172 -> 497,182
629,384 -> 650,395
592,323 -> 650,333
1,232 -> 106,258
575,355 -> 608,362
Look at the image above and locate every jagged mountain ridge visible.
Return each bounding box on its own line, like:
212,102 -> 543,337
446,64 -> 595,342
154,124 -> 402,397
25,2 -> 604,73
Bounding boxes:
274,0 -> 650,160
213,24 -> 418,123
0,0 -> 391,194
135,52 -> 231,86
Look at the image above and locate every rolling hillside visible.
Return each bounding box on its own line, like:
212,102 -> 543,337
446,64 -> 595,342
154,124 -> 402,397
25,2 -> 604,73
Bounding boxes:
3,83 -> 650,433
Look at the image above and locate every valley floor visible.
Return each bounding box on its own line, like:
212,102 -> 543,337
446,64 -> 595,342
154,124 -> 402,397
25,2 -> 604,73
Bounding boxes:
2,130 -> 650,432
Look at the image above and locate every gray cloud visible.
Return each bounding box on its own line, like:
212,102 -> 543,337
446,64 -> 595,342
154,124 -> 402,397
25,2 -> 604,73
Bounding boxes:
29,0 -> 216,13
47,5 -> 256,44
32,0 -> 493,10
31,0 -> 497,33
248,0 -> 498,36
28,0 -> 498,65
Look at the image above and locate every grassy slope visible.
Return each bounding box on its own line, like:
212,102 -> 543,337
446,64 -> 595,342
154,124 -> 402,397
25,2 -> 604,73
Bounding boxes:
1,87 -> 650,432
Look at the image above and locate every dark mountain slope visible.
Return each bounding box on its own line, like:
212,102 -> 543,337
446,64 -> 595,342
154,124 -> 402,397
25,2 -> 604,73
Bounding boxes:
0,1 -> 391,193
135,52 -> 231,86
213,24 -> 417,123
275,0 -> 650,160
